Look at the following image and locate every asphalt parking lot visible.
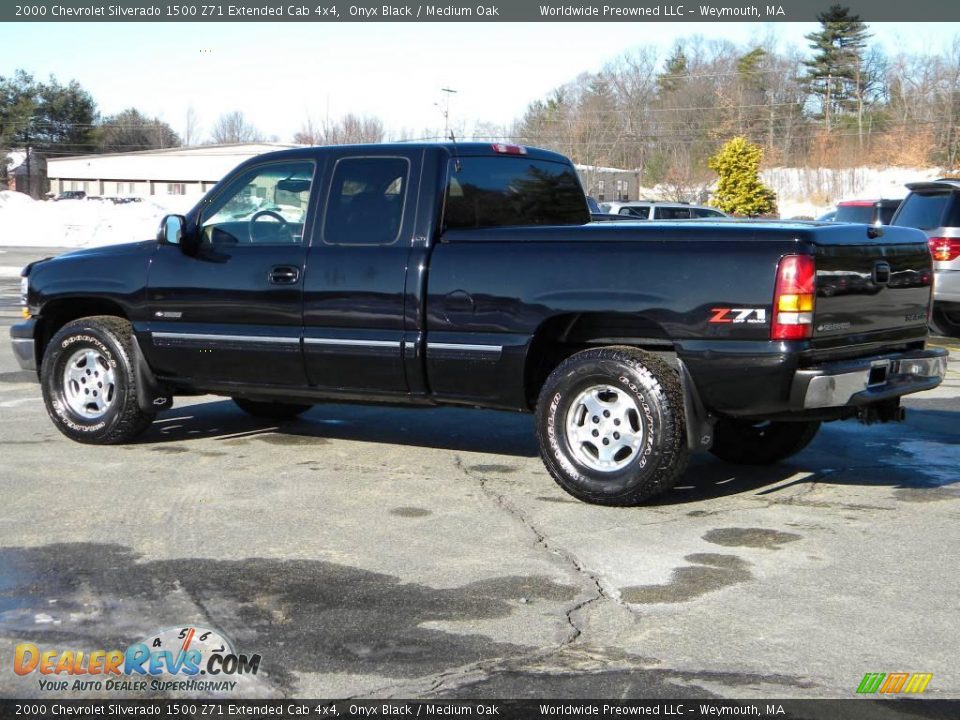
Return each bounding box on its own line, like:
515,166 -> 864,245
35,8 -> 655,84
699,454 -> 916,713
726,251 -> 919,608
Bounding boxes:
0,246 -> 958,701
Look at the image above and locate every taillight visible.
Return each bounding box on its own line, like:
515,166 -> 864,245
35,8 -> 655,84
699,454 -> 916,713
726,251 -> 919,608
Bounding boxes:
771,255 -> 816,340
491,143 -> 527,155
928,236 -> 960,262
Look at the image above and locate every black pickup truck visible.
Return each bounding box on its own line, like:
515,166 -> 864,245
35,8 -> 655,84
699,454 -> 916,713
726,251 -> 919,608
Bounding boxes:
10,143 -> 948,505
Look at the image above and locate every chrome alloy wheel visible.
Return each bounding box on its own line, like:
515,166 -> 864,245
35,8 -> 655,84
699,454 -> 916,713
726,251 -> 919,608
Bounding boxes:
565,384 -> 645,472
61,348 -> 117,420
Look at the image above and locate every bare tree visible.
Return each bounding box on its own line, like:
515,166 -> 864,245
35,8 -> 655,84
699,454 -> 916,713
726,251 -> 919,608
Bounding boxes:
183,107 -> 201,147
209,111 -> 264,144
293,115 -> 321,145
293,113 -> 384,145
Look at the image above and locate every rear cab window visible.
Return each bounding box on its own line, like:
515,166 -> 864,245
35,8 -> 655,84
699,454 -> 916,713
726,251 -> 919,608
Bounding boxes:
443,156 -> 588,229
834,204 -> 875,224
895,191 -> 958,229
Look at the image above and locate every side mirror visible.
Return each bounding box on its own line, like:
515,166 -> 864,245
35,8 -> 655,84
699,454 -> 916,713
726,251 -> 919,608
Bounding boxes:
158,215 -> 186,245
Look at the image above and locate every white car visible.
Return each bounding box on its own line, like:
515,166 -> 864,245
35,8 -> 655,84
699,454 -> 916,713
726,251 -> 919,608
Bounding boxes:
599,201 -> 728,220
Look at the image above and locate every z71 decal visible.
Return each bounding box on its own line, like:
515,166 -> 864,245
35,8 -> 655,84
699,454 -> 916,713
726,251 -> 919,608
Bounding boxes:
709,308 -> 768,324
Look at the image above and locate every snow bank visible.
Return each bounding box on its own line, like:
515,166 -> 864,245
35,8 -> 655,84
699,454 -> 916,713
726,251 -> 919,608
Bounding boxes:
0,192 -> 200,248
763,166 -> 943,219
602,166 -> 943,219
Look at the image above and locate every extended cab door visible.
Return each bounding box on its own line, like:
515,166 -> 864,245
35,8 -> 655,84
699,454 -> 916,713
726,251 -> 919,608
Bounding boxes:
301,149 -> 425,395
144,159 -> 318,387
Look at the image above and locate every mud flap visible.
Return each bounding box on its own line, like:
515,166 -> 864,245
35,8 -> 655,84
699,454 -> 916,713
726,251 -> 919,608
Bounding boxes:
677,359 -> 715,451
130,334 -> 173,413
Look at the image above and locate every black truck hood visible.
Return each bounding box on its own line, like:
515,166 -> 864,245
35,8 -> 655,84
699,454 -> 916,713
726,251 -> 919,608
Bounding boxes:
28,240 -> 157,311
56,239 -> 158,262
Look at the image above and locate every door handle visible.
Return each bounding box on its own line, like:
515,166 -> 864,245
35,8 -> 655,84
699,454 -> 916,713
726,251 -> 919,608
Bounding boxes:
268,266 -> 300,284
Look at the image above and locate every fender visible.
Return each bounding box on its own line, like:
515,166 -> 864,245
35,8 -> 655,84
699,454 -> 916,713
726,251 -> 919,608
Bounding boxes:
130,334 -> 173,413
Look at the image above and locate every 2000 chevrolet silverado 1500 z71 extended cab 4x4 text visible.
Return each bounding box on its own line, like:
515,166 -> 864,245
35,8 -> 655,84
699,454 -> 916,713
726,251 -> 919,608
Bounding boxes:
10,143 -> 948,506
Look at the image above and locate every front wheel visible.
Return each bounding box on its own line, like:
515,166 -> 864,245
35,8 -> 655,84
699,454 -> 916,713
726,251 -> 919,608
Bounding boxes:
535,347 -> 689,506
233,398 -> 312,420
40,316 -> 156,444
709,419 -> 820,465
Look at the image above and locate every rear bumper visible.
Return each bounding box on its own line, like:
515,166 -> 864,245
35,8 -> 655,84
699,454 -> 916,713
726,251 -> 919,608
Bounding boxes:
933,268 -> 960,305
791,348 -> 948,409
9,319 -> 37,373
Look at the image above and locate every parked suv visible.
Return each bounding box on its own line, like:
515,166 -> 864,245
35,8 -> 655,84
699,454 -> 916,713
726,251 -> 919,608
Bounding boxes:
891,178 -> 960,337
834,198 -> 902,226
599,201 -> 727,219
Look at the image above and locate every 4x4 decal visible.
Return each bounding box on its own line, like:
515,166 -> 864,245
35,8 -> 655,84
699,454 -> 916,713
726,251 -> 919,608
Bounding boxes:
709,308 -> 768,324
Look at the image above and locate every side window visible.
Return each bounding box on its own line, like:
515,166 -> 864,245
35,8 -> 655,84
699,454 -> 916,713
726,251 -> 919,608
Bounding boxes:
657,206 -> 692,219
693,208 -> 724,218
323,157 -> 409,246
620,206 -> 649,218
201,162 -> 314,245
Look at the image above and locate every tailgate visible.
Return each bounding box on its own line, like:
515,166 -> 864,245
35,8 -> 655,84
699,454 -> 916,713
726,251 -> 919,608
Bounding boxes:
812,225 -> 932,340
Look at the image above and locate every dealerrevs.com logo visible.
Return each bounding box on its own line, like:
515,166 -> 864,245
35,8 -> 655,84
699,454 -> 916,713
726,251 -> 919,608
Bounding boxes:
14,626 -> 261,693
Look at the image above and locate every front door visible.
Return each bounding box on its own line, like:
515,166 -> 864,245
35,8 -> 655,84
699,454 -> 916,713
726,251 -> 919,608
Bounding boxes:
144,159 -> 317,388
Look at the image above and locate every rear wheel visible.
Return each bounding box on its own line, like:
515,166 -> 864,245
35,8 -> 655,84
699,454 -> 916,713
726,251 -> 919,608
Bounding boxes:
41,316 -> 156,444
535,347 -> 689,506
929,304 -> 960,338
233,398 -> 312,420
709,419 -> 820,465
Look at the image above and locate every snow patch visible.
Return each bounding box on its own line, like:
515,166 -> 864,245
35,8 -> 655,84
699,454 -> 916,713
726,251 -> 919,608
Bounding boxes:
0,193 -> 200,249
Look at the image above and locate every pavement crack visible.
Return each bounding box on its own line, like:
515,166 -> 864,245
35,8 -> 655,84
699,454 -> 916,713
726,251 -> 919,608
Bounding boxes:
454,456 -> 622,647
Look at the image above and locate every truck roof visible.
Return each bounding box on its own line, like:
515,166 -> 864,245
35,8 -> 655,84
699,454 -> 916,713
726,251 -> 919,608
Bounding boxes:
234,142 -> 573,165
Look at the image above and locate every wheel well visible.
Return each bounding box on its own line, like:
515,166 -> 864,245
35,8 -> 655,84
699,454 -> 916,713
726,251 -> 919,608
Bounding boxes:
35,299 -> 129,368
523,313 -> 675,408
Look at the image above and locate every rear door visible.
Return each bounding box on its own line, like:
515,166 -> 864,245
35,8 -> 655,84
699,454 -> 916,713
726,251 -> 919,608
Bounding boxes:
301,150 -> 424,395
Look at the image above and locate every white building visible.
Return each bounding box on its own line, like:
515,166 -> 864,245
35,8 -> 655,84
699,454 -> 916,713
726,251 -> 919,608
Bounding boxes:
575,164 -> 640,203
46,143 -> 300,198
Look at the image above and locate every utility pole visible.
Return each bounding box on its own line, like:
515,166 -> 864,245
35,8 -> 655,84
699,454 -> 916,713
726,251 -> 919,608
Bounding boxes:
439,87 -> 457,138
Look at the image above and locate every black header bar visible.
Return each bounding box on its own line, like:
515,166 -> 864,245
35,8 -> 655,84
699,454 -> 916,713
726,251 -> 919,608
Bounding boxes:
2,0 -> 959,22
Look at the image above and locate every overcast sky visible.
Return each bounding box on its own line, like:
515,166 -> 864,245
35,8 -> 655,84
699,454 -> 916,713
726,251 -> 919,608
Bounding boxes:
1,22 -> 957,143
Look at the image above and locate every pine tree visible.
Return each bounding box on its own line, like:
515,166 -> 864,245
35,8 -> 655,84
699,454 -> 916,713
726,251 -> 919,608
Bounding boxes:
707,137 -> 777,217
657,45 -> 688,95
803,4 -> 872,131
97,108 -> 181,153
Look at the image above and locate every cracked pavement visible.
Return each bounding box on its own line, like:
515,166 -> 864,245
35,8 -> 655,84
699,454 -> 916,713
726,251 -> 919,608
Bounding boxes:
1,247 -> 958,700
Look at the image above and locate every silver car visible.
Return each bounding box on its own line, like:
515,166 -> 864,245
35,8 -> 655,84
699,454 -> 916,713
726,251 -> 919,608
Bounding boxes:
599,201 -> 728,220
892,178 -> 960,337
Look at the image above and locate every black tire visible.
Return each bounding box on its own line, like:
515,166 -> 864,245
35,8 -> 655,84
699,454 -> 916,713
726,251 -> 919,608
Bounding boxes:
709,419 -> 820,465
233,398 -> 312,420
535,347 -> 689,506
929,305 -> 960,338
40,316 -> 156,444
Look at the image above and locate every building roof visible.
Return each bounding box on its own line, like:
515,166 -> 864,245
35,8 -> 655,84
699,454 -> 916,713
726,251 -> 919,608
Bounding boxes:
46,143 -> 301,183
